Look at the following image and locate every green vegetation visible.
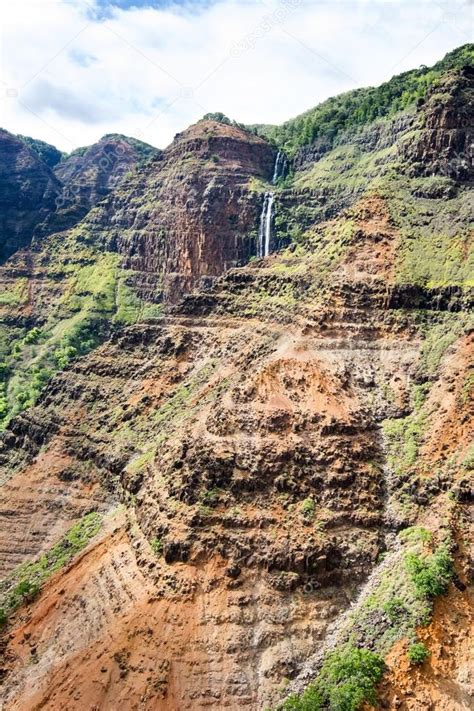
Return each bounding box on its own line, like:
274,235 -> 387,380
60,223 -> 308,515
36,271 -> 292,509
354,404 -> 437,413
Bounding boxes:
252,44 -> 473,156
200,487 -> 222,507
200,112 -> 247,132
0,512 -> 102,624
399,526 -> 432,544
53,320 -> 102,368
383,172 -> 473,290
283,529 -> 455,709
405,544 -> 454,599
459,373 -> 474,407
64,134 -> 157,164
383,415 -> 424,474
248,176 -> 272,194
10,580 -> 40,605
226,214 -> 356,321
407,641 -> 429,665
281,645 -> 384,711
348,535 -> 453,652
0,247 -> 150,430
0,277 -> 28,306
202,112 -> 233,125
299,219 -> 354,270
12,366 -> 53,411
396,231 -> 473,288
461,444 -> 474,471
350,543 -> 432,653
418,317 -> 469,377
382,383 -> 429,479
242,280 -> 298,316
292,143 -> 394,194
127,448 -> 156,475
103,134 -> 158,162
153,361 -> 217,430
271,99 -> 472,286
141,303 -> 164,320
17,134 -> 63,167
300,497 -> 315,520
150,537 -> 163,556
24,327 -> 42,345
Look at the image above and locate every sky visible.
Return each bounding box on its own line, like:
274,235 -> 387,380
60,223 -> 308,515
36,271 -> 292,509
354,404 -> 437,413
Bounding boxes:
0,0 -> 472,152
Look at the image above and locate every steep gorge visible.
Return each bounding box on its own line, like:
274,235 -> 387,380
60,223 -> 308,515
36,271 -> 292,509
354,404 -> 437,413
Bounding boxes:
0,46 -> 472,711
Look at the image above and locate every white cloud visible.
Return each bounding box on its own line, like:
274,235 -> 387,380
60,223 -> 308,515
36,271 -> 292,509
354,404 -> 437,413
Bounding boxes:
0,0 -> 472,151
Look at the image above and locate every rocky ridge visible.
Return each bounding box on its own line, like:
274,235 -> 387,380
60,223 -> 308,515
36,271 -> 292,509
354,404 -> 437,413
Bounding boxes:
0,130 -> 157,263
0,130 -> 61,261
52,133 -> 159,227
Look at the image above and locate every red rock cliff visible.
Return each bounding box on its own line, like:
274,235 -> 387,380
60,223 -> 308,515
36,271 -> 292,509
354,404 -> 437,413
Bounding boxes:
83,120 -> 276,302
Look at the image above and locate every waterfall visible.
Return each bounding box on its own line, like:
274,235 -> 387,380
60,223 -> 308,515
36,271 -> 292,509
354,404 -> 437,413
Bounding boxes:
264,193 -> 274,256
258,192 -> 274,258
257,152 -> 287,258
272,150 -> 288,184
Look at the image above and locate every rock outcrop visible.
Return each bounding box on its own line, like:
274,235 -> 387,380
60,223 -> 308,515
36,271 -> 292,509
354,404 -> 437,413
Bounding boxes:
82,120 -> 276,301
400,65 -> 474,179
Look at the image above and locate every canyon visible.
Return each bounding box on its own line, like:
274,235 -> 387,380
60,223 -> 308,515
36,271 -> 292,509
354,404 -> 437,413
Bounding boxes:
0,45 -> 472,710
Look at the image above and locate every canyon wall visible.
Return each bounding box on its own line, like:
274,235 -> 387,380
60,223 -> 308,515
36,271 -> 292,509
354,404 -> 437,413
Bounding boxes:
0,50 -> 472,711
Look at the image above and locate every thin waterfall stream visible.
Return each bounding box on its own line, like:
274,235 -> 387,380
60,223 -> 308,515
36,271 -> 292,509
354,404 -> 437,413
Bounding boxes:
272,150 -> 289,183
258,192 -> 274,258
257,151 -> 288,258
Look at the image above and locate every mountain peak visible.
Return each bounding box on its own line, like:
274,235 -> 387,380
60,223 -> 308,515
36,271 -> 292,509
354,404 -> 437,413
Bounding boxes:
173,118 -> 269,147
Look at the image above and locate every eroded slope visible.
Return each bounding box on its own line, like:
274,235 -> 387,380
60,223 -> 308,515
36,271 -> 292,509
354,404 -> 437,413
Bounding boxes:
0,181 -> 472,708
0,51 -> 472,711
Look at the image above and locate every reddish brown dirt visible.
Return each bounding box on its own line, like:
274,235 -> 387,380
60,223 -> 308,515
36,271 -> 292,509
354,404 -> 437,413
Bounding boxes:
339,194 -> 399,283
0,311 -> 402,710
1,510 -> 352,710
0,441 -> 109,577
373,588 -> 473,710
420,333 -> 473,466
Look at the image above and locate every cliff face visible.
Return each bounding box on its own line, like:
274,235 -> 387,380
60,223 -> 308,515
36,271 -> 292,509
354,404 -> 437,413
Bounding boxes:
400,65 -> 474,180
0,130 -> 61,261
83,120 -> 275,301
0,121 -> 275,430
0,52 -> 472,711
